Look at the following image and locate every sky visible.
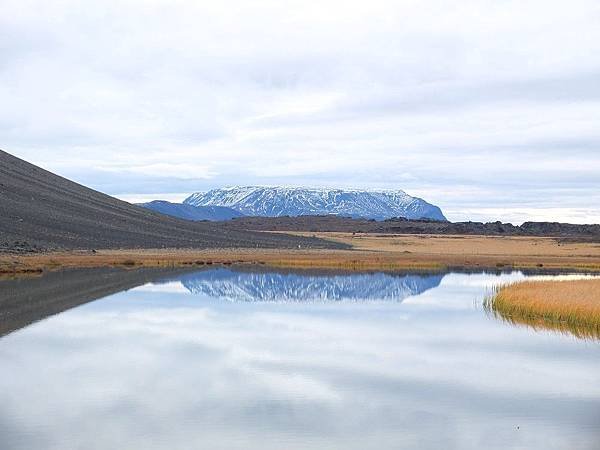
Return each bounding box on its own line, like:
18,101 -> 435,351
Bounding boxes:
1,0 -> 599,224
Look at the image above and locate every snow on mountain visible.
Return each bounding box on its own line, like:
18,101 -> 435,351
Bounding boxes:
177,268 -> 444,303
183,186 -> 446,221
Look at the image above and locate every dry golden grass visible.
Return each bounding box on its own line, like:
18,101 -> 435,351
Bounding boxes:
288,233 -> 600,271
0,247 -> 446,274
486,279 -> 600,340
1,233 -> 600,275
296,232 -> 600,258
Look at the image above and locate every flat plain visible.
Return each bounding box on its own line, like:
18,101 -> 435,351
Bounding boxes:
3,233 -> 600,275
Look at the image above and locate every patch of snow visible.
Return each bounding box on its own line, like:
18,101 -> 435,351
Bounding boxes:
183,186 -> 446,220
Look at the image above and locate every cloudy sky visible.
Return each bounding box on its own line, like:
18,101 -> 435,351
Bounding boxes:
2,0 -> 599,223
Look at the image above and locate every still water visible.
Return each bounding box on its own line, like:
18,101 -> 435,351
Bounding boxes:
1,268 -> 599,449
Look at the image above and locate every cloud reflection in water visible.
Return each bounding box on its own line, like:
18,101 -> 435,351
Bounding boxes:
0,270 -> 599,450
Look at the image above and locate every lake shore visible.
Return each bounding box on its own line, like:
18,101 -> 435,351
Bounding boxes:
486,278 -> 600,339
2,233 -> 600,276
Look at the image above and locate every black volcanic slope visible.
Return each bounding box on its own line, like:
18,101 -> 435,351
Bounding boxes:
0,150 -> 346,252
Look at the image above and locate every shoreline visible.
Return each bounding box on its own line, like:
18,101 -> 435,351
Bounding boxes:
2,233 -> 600,276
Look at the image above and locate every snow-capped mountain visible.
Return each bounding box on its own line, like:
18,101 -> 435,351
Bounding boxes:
177,268 -> 444,303
184,186 -> 446,221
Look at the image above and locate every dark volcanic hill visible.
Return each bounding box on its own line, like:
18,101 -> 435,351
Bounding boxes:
0,150 -> 346,253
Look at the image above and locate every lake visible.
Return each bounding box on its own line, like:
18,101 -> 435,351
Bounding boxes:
0,267 -> 598,449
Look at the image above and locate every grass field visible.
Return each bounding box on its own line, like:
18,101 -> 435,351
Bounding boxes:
289,233 -> 600,271
2,233 -> 600,275
486,279 -> 600,339
301,232 -> 600,257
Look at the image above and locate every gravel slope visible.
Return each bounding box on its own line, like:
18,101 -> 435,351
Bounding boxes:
0,150 -> 346,252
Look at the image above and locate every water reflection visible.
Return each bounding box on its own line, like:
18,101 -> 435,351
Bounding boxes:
0,269 -> 599,450
177,268 -> 444,302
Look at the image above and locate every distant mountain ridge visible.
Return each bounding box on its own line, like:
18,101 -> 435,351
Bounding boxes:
220,215 -> 600,241
184,186 -> 446,221
138,200 -> 244,221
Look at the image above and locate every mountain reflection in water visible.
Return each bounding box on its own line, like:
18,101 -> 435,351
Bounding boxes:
176,268 -> 444,302
1,269 -> 599,450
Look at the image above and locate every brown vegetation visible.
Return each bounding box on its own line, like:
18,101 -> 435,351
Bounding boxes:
486,279 -> 600,339
2,233 -> 600,275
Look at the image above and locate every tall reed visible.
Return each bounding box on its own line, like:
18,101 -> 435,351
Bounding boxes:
484,279 -> 600,340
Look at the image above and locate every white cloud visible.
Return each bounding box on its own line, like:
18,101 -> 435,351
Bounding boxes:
116,192 -> 191,203
1,0 -> 599,223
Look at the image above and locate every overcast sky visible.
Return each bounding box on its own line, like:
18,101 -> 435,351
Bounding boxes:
2,0 -> 599,223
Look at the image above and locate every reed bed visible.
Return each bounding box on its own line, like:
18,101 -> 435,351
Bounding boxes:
485,279 -> 600,340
